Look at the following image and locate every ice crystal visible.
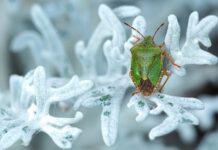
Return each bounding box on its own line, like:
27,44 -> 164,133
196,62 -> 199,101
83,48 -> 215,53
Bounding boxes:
0,66 -> 93,149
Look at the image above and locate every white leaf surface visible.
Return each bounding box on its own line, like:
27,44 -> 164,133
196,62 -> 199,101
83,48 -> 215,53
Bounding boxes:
165,11 -> 218,76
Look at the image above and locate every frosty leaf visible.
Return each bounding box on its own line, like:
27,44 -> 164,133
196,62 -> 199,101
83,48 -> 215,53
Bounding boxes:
149,116 -> 179,140
113,6 -> 140,19
165,11 -> 218,75
9,75 -> 24,110
11,4 -> 73,77
127,94 -> 149,122
0,126 -> 22,150
194,96 -> 218,130
77,85 -> 125,146
101,87 -> 125,146
99,4 -> 126,48
75,85 -> 115,109
48,76 -> 93,102
75,4 -> 140,77
11,31 -> 45,65
34,65 -> 47,113
149,94 -> 204,140
31,5 -> 63,56
127,93 -> 204,140
74,4 -> 139,146
0,66 -> 93,149
177,125 -> 196,143
41,125 -> 81,149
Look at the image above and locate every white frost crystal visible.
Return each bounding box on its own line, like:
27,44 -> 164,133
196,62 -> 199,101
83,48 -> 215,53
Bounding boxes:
0,66 -> 93,149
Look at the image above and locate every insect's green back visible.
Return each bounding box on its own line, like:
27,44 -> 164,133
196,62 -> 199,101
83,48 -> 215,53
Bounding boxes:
130,36 -> 163,87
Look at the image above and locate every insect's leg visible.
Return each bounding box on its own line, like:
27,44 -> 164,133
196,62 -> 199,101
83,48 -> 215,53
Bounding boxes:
132,80 -> 147,95
159,69 -> 171,92
153,70 -> 164,93
132,35 -> 140,46
129,71 -> 132,79
159,42 -> 165,49
162,50 -> 181,68
132,89 -> 141,96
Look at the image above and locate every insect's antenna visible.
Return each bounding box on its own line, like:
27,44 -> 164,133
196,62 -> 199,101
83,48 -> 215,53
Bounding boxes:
152,23 -> 164,41
124,22 -> 145,39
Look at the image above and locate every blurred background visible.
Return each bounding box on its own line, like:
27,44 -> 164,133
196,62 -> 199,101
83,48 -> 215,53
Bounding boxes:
0,0 -> 218,150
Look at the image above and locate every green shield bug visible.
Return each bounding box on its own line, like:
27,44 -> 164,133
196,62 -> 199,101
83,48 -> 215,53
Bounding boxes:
124,22 -> 180,96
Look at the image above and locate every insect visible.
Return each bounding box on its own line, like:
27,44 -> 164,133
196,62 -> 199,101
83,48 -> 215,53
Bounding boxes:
124,22 -> 180,96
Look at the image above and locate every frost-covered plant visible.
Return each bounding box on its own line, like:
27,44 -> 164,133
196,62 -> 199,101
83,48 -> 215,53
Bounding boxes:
11,5 -> 73,77
126,12 -> 217,140
4,2 -> 218,149
75,5 -> 218,145
0,66 -> 93,149
74,4 -> 140,146
176,95 -> 218,143
165,11 -> 218,75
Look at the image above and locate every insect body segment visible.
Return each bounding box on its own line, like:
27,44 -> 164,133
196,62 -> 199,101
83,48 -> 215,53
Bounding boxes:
130,36 -> 163,96
125,23 -> 179,96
